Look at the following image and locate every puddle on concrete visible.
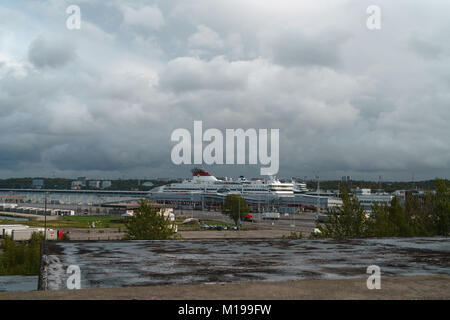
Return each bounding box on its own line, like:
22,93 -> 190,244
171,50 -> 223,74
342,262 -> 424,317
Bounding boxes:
43,238 -> 450,290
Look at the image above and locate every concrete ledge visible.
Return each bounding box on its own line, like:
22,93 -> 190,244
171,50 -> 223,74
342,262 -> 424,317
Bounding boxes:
2,274 -> 449,300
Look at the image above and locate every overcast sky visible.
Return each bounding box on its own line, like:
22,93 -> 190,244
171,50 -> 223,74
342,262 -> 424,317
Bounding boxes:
0,0 -> 449,181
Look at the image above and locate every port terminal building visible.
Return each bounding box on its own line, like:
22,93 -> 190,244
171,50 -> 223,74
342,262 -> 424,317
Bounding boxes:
147,192 -> 343,213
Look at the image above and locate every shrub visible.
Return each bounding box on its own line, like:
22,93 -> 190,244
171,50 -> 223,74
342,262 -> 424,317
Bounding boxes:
125,200 -> 176,240
0,233 -> 43,275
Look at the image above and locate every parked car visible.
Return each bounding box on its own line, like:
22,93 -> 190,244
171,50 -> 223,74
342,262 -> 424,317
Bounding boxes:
243,214 -> 255,222
315,214 -> 330,223
261,212 -> 280,220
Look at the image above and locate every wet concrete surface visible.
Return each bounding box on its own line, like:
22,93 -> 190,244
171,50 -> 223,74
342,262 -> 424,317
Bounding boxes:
43,237 -> 450,291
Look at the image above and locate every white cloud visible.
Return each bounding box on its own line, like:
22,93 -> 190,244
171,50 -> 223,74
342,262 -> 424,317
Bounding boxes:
188,25 -> 224,49
121,5 -> 165,30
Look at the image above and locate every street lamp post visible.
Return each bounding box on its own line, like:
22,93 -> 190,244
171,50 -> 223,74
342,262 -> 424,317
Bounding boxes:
294,208 -> 296,228
191,193 -> 194,219
44,192 -> 48,247
316,175 -> 320,213
238,196 -> 241,228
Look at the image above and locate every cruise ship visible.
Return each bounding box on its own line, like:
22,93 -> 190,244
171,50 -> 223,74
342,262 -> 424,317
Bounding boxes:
147,169 -> 342,213
153,168 -> 297,195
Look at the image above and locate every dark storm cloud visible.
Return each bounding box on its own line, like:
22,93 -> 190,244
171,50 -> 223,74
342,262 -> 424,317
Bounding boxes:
28,36 -> 76,69
270,30 -> 349,67
409,38 -> 444,60
0,0 -> 449,180
159,56 -> 248,92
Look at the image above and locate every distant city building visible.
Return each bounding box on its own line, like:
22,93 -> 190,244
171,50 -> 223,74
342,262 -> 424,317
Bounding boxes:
77,177 -> 87,187
394,189 -> 425,205
32,179 -> 44,189
88,180 -> 102,189
0,195 -> 25,204
353,188 -> 371,195
71,181 -> 83,190
356,193 -> 393,212
101,180 -> 112,189
142,181 -> 154,187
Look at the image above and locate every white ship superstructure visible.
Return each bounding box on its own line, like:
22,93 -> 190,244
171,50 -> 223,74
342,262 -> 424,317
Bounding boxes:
156,168 -> 294,195
293,181 -> 308,194
148,169 -> 344,213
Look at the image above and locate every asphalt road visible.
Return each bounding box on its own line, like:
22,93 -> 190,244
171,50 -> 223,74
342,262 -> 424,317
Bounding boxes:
7,203 -> 110,216
178,210 -> 317,233
10,203 -> 315,233
3,205 -> 318,233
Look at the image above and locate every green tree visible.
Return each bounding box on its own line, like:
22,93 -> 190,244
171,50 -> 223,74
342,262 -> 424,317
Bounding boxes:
222,194 -> 249,225
389,196 -> 413,236
369,196 -> 414,237
0,233 -> 43,275
25,233 -> 43,274
125,200 -> 176,240
317,188 -> 370,239
404,193 -> 429,236
370,202 -> 393,237
423,179 -> 450,236
314,179 -> 449,239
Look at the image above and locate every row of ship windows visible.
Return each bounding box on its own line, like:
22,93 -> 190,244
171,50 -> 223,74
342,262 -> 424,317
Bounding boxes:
167,188 -> 274,192
166,187 -> 293,190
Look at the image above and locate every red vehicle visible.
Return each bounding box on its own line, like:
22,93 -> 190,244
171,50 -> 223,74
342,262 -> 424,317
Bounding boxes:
243,214 -> 255,222
57,230 -> 65,240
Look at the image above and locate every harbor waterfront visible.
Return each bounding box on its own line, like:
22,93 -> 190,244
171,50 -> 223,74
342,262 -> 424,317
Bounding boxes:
0,169 -> 416,214
1,0 -> 449,304
1,173 -> 448,296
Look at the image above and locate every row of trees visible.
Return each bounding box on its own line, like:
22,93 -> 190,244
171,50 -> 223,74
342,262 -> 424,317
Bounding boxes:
317,179 -> 450,239
0,178 -> 174,191
0,178 -> 73,189
0,233 -> 43,275
306,180 -> 437,193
